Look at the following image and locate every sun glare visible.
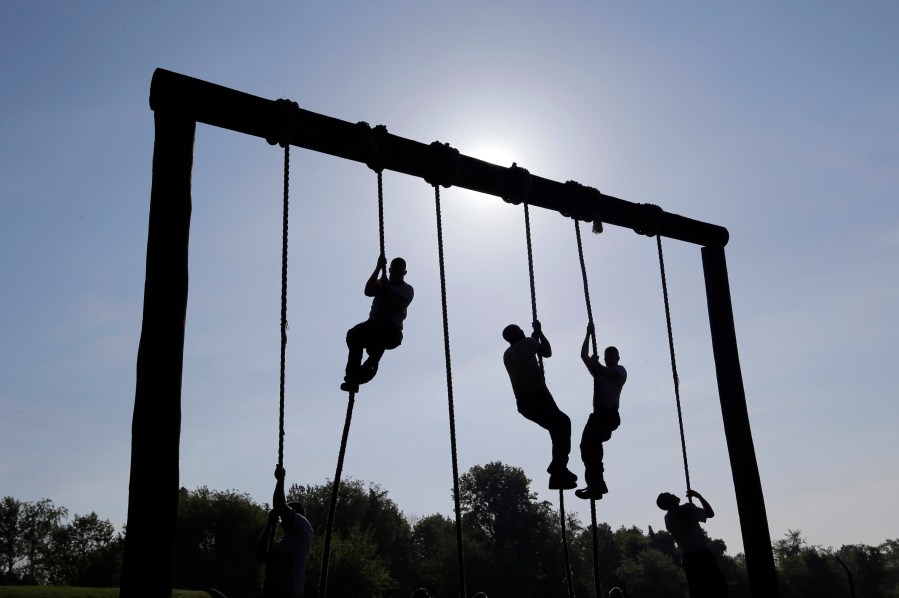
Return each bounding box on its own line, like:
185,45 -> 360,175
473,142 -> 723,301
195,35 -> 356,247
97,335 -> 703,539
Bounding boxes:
468,143 -> 519,168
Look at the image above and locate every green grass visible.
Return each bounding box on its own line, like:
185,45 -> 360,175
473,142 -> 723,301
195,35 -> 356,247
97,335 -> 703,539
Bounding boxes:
0,588 -> 209,598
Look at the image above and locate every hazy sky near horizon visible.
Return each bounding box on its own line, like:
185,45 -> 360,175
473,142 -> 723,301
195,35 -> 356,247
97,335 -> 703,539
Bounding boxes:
2,2 -> 898,558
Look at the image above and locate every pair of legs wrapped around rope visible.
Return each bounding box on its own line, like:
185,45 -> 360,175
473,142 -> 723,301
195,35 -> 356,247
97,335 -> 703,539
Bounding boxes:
577,405 -> 620,499
516,387 -> 577,489
343,319 -> 403,392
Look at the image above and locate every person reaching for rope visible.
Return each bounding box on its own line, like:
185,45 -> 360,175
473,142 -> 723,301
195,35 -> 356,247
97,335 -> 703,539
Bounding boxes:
256,465 -> 313,598
342,255 -> 414,393
502,320 -> 578,490
657,489 -> 729,597
576,323 -> 627,501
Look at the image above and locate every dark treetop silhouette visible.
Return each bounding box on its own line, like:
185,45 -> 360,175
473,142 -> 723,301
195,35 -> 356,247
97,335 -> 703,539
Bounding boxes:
658,489 -> 729,598
256,465 -> 313,598
576,323 -> 627,501
342,255 -> 414,394
501,320 -> 577,490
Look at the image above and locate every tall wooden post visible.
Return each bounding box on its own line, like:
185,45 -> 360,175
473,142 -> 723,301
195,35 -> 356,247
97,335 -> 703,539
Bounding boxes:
702,245 -> 780,597
120,110 -> 195,596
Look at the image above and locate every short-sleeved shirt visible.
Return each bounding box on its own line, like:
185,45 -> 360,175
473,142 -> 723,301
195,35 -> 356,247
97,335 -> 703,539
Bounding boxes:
369,281 -> 414,329
263,511 -> 313,598
587,362 -> 626,411
664,503 -> 709,556
503,337 -> 545,400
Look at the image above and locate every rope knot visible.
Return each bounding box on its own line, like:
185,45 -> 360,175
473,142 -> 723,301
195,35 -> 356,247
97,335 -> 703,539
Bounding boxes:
562,180 -> 602,225
502,162 -> 531,205
358,121 -> 390,173
634,203 -> 664,237
266,99 -> 301,148
424,141 -> 461,188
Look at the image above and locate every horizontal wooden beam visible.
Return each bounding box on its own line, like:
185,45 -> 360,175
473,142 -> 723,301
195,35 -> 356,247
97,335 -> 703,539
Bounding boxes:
150,67 -> 728,247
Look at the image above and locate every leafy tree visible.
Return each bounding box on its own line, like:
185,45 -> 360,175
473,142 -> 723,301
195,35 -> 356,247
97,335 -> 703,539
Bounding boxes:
289,478 -> 414,595
411,513 -> 459,595
172,486 -> 268,597
456,461 -> 589,597
47,512 -> 123,586
303,524 -> 395,597
19,498 -> 67,584
573,520 -> 621,594
616,546 -> 687,598
0,496 -> 24,583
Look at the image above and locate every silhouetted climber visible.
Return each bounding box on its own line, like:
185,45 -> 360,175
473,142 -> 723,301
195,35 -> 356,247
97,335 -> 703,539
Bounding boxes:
608,588 -> 624,598
502,320 -> 577,490
342,255 -> 414,393
576,323 -> 627,500
657,489 -> 729,597
256,465 -> 313,598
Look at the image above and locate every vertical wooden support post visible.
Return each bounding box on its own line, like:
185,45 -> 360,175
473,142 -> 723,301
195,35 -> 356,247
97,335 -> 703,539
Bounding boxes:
120,110 -> 195,596
701,245 -> 779,598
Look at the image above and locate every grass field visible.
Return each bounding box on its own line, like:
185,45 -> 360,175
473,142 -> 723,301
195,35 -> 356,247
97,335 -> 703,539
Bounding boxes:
0,588 -> 209,598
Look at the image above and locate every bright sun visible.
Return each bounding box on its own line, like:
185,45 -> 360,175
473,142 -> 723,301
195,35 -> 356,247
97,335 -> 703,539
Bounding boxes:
467,143 -> 518,168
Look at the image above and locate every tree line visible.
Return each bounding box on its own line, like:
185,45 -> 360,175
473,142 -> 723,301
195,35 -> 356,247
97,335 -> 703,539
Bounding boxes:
2,462 -> 897,597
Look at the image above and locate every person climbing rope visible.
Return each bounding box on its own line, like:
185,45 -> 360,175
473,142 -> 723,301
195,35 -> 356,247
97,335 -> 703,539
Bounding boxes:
576,323 -> 627,501
501,320 -> 577,490
256,465 -> 313,598
657,489 -> 729,597
342,255 -> 414,393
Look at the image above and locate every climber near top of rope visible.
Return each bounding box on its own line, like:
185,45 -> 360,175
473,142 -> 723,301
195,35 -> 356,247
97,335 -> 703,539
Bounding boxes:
501,320 -> 578,490
576,322 -> 627,501
341,255 -> 414,393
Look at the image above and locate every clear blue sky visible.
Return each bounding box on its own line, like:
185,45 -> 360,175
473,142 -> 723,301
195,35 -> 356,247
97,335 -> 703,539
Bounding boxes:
2,2 -> 897,557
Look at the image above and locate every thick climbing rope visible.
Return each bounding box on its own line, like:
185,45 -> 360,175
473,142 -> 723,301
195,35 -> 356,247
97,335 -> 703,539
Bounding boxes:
590,500 -> 601,597
320,152 -> 387,596
321,131 -> 391,595
266,99 -> 298,471
377,171 -> 386,271
433,184 -> 467,598
318,392 -> 355,598
575,218 -> 601,598
277,140 -> 290,470
574,220 -> 598,355
521,203 -> 575,598
655,234 -> 692,499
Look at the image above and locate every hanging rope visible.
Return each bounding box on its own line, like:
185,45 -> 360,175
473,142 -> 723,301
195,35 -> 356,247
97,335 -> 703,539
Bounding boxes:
656,234 -> 692,499
575,218 -> 603,598
522,203 -> 543,375
521,202 -> 574,598
574,220 -> 598,357
377,171 -> 386,273
590,500 -> 602,597
277,140 -> 290,469
266,98 -> 299,471
432,184 -> 467,598
318,392 -> 356,598
559,491 -> 576,598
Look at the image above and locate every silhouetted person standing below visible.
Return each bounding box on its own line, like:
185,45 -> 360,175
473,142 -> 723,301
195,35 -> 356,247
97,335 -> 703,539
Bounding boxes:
576,323 -> 627,500
502,321 -> 577,490
657,489 -> 729,597
256,466 -> 313,598
342,256 -> 414,393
